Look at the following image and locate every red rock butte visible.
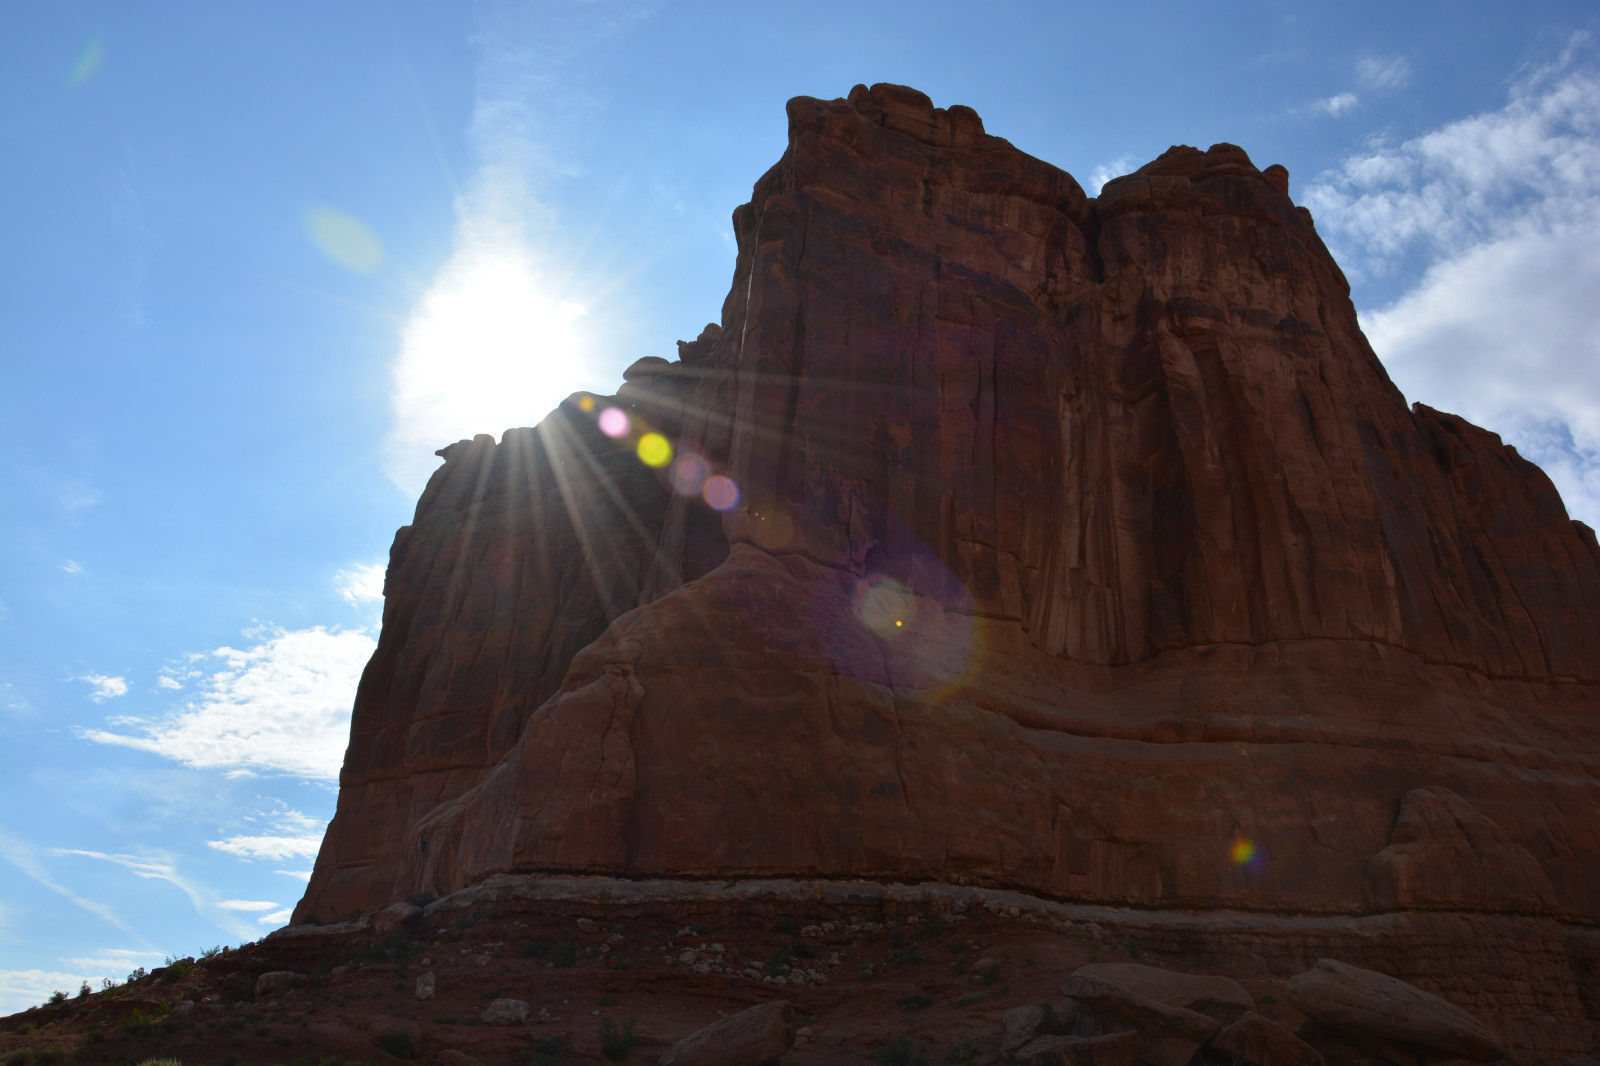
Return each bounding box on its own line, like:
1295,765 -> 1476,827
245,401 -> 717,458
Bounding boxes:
298,85 -> 1600,1048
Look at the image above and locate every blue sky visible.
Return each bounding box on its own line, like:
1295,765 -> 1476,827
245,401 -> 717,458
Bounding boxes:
3,0 -> 1597,1015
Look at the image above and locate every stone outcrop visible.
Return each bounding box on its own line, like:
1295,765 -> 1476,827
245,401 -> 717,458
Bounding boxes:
295,84 -> 1600,1052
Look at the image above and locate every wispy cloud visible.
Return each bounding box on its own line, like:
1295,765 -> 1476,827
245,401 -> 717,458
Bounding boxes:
61,560 -> 85,575
1308,91 -> 1360,117
80,674 -> 128,702
258,907 -> 293,926
208,807 -> 326,863
0,827 -> 131,934
1305,39 -> 1600,527
55,848 -> 260,940
216,899 -> 281,912
1356,53 -> 1413,92
81,625 -> 374,779
334,562 -> 386,606
1086,155 -> 1136,195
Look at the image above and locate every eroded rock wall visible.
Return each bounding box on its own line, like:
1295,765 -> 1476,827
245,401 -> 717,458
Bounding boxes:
298,87 -> 1600,1045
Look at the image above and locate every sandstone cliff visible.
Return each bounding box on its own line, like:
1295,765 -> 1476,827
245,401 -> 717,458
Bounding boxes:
296,84 -> 1600,1046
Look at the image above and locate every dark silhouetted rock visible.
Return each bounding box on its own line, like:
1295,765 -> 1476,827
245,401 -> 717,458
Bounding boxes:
658,1000 -> 794,1065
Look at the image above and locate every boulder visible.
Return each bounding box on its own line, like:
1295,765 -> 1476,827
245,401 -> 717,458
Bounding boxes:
1003,1005 -> 1054,1059
658,1000 -> 794,1066
1072,963 -> 1254,1024
1014,1031 -> 1141,1066
1210,1012 -> 1324,1066
1060,974 -> 1219,1066
371,901 -> 422,936
1286,959 -> 1503,1062
253,971 -> 302,998
414,971 -> 435,1001
480,997 -> 529,1025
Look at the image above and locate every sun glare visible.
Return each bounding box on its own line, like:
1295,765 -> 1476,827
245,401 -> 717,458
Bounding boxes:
386,249 -> 589,495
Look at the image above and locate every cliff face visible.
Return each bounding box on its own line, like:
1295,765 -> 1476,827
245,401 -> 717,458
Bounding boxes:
298,85 -> 1600,1039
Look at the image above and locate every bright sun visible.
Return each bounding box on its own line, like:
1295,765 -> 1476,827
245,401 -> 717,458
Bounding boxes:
386,248 -> 590,495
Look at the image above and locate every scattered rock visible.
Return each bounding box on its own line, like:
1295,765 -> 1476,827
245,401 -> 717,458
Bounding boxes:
1060,973 -> 1220,1066
253,971 -> 303,998
414,972 -> 435,1001
1286,959 -> 1504,1063
658,999 -> 794,1065
1014,1031 -> 1141,1066
481,997 -> 530,1025
577,918 -> 599,934
1210,1012 -> 1324,1066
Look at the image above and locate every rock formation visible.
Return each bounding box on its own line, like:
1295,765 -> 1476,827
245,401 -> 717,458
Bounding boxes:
296,84 -> 1600,1052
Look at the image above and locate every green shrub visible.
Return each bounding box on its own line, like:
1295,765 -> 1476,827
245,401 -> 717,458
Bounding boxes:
897,992 -> 932,1011
598,1016 -> 636,1062
791,940 -> 815,959
3,1051 -> 31,1066
549,942 -> 577,969
923,914 -> 945,940
46,990 -> 67,1005
76,982 -> 90,999
159,960 -> 192,983
378,1029 -> 415,1057
944,1042 -> 977,1064
885,948 -> 923,967
872,1037 -> 928,1066
520,939 -> 551,959
777,918 -> 799,936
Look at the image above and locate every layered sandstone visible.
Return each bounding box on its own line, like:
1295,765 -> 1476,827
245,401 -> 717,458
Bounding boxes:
298,85 -> 1600,1049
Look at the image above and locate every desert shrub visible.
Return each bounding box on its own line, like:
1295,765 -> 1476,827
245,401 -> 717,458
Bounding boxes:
3,1051 -> 31,1066
378,1028 -> 415,1057
520,939 -> 551,959
923,914 -> 945,940
76,982 -> 90,999
159,959 -> 192,983
944,1042 -> 977,1064
885,948 -> 923,967
777,918 -> 799,936
767,947 -> 792,977
119,1010 -> 157,1037
549,942 -> 577,968
872,1037 -> 928,1066
897,992 -> 932,1011
598,1016 -> 636,1062
791,940 -> 815,959
200,945 -> 223,959
405,892 -> 436,907
46,990 -> 67,1005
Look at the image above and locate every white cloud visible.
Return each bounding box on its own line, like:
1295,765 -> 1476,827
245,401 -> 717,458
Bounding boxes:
67,948 -> 164,974
258,908 -> 293,926
1305,45 -> 1600,528
156,675 -> 183,690
1356,54 -> 1412,92
1310,91 -> 1361,117
61,560 -> 84,575
0,969 -> 95,1016
334,562 -> 386,606
208,807 -> 326,863
276,868 -> 314,882
80,674 -> 128,702
80,625 -> 375,779
217,899 -> 281,912
1086,155 -> 1136,196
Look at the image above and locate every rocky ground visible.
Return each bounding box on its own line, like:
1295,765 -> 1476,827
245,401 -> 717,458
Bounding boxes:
0,880 -> 1542,1066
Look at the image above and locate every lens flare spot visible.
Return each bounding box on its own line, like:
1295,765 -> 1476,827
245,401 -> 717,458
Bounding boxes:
578,394 -> 595,413
1230,839 -> 1257,866
703,476 -> 740,512
856,577 -> 916,639
305,207 -> 384,274
67,37 -> 104,87
598,408 -> 630,438
671,455 -> 709,495
637,433 -> 672,467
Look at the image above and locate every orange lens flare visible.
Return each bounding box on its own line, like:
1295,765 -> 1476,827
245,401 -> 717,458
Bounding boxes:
1230,839 -> 1257,866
